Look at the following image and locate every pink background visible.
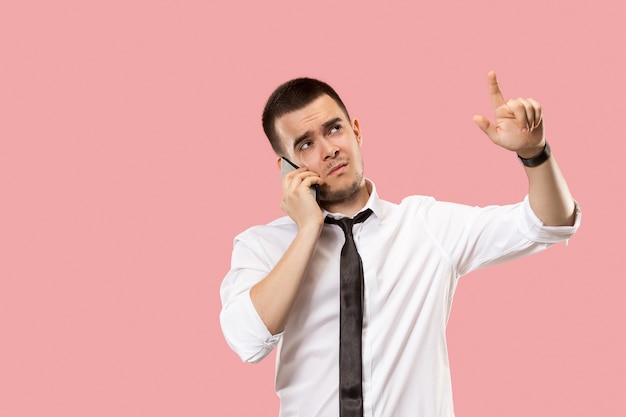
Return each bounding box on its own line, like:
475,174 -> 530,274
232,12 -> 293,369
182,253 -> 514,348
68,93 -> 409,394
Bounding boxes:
1,1 -> 624,416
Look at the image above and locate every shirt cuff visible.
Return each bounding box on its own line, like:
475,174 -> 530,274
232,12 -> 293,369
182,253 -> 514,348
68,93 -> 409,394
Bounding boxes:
220,289 -> 283,363
518,195 -> 581,243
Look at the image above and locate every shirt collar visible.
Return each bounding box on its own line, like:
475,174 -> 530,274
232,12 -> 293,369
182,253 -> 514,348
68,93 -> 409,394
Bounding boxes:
322,179 -> 384,221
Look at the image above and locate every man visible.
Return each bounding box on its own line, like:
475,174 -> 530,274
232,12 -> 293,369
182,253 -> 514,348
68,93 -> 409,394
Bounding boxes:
220,72 -> 580,417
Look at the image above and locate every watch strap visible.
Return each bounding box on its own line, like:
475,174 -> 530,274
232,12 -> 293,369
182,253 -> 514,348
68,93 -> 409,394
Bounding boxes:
518,141 -> 551,167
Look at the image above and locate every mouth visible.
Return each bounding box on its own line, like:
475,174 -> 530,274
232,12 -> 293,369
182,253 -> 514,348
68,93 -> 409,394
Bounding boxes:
327,162 -> 347,176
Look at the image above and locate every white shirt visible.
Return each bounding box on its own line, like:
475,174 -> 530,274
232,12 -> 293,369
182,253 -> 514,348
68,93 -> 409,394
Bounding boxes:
220,181 -> 580,417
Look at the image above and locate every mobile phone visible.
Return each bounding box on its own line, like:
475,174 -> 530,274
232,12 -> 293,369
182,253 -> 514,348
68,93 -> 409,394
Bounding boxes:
280,157 -> 319,203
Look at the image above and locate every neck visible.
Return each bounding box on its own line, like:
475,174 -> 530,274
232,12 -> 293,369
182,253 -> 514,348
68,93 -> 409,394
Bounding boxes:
321,180 -> 371,217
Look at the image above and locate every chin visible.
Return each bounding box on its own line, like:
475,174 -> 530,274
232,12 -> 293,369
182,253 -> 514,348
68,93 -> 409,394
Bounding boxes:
319,176 -> 363,203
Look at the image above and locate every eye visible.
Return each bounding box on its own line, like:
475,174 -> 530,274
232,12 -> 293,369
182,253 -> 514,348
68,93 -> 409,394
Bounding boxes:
299,141 -> 313,151
329,124 -> 342,134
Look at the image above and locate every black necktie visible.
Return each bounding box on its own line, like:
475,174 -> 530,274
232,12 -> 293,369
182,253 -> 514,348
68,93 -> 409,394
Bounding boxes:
325,208 -> 373,417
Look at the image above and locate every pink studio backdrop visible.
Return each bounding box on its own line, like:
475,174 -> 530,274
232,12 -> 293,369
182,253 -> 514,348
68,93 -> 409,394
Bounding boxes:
1,1 -> 624,416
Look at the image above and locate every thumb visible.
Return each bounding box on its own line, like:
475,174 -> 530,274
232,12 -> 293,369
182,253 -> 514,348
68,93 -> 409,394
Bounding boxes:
472,115 -> 496,139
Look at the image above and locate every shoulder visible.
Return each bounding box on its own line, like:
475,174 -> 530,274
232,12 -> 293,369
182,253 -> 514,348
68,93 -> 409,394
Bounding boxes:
372,195 -> 442,228
390,194 -> 485,228
399,194 -> 483,214
234,215 -> 298,246
392,195 -> 449,218
398,195 -> 437,208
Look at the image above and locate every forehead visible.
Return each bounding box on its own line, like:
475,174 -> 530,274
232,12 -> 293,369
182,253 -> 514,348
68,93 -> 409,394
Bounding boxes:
274,95 -> 347,141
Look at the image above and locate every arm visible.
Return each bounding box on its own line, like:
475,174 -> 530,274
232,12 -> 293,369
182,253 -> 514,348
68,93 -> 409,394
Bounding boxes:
249,165 -> 324,335
522,151 -> 576,226
473,71 -> 576,226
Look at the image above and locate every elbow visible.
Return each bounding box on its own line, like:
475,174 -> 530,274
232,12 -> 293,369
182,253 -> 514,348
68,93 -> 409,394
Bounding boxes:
545,200 -> 581,228
219,305 -> 280,364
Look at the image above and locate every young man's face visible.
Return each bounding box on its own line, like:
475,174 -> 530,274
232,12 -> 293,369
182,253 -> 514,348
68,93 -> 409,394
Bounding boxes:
274,94 -> 366,204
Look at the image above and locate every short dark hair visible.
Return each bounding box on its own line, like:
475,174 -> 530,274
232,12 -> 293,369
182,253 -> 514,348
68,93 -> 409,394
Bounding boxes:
262,77 -> 350,155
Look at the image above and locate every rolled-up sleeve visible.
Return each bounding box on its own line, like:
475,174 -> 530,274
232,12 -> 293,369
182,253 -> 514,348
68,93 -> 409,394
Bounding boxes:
427,195 -> 582,277
219,235 -> 283,363
517,195 -> 581,243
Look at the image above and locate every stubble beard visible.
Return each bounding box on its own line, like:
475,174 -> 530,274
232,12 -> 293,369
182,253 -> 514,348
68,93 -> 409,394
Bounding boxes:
318,169 -> 365,207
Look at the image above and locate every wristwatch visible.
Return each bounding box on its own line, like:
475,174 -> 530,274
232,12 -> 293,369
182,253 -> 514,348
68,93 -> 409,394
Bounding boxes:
517,142 -> 551,167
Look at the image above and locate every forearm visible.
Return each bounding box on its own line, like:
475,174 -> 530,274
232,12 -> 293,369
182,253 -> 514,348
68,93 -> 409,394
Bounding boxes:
523,150 -> 576,226
250,224 -> 321,335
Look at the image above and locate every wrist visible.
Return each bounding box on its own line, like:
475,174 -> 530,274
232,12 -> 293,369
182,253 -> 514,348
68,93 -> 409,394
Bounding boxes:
297,220 -> 324,237
517,141 -> 551,167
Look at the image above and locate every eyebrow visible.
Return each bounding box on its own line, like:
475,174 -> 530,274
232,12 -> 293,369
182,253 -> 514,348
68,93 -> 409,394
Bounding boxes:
292,117 -> 344,150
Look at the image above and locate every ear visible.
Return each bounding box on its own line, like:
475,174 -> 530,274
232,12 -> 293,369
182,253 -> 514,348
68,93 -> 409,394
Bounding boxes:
352,118 -> 363,146
276,156 -> 283,171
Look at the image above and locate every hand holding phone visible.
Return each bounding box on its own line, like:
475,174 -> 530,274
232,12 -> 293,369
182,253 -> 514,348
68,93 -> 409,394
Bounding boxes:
280,157 -> 319,203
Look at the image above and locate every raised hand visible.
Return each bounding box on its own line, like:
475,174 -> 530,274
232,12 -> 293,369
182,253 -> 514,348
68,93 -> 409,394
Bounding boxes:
473,71 -> 546,158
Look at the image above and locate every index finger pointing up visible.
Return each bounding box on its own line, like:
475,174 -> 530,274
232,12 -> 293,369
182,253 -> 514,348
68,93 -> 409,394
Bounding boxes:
487,71 -> 506,108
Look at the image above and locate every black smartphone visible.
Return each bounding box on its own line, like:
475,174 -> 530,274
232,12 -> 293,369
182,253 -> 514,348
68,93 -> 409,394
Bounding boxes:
280,157 -> 319,203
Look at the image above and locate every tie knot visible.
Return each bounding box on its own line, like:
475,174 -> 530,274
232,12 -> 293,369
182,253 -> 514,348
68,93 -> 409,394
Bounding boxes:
325,209 -> 373,235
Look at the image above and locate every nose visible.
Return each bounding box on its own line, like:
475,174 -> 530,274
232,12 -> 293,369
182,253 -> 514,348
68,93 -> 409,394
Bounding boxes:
322,139 -> 339,160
